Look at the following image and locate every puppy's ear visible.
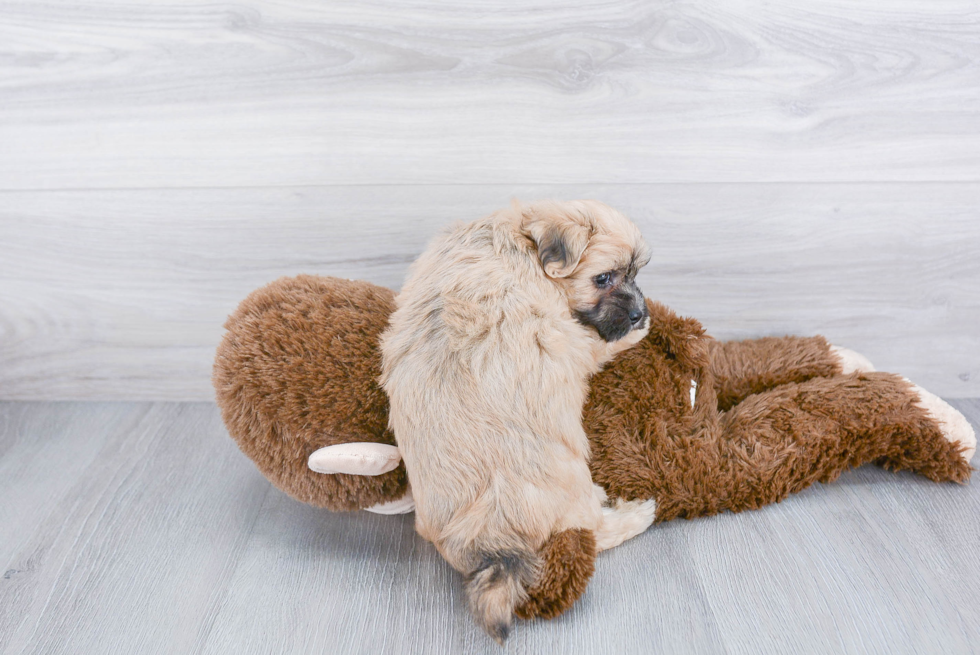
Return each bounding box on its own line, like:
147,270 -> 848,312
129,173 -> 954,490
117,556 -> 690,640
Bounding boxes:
522,204 -> 593,278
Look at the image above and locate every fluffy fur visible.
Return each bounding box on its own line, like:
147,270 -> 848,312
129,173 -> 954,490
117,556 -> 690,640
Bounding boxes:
214,276 -> 974,631
378,200 -> 653,641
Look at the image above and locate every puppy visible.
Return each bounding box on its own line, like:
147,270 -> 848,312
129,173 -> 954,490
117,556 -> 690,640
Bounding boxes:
380,200 -> 656,642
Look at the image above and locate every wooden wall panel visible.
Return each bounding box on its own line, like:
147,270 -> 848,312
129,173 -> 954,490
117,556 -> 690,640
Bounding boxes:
1,183 -> 977,399
1,1 -> 978,188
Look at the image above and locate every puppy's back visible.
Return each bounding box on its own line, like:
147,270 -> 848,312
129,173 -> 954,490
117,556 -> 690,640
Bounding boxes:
381,207 -> 603,640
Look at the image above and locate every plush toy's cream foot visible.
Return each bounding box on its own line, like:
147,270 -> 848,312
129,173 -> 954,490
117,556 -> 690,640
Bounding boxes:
592,485 -> 656,552
364,488 -> 415,515
906,380 -> 977,463
308,442 -> 415,513
830,345 -> 876,374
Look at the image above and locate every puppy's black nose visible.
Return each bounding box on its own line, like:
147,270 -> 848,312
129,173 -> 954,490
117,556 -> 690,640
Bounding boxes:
629,308 -> 644,324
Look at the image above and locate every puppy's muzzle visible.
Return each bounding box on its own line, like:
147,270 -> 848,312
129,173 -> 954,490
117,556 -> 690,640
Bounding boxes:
576,280 -> 648,342
624,280 -> 648,329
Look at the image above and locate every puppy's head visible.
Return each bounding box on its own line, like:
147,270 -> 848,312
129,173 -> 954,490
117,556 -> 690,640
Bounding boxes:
521,200 -> 651,344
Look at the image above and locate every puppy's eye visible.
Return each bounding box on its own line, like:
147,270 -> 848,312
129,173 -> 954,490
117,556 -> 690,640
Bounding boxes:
593,272 -> 612,287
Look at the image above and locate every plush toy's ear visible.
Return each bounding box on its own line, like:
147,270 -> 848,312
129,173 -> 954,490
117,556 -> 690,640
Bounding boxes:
308,443 -> 415,514
521,202 -> 593,278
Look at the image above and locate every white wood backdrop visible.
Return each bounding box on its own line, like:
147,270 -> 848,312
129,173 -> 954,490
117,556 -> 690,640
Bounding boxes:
0,0 -> 978,400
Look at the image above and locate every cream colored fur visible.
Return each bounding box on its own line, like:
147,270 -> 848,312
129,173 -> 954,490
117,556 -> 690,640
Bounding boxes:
591,484 -> 657,552
308,451 -> 660,529
379,200 -> 652,638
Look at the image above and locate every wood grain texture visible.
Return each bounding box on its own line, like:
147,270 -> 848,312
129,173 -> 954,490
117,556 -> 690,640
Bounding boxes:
1,0 -> 979,188
1,183 -> 978,400
0,402 -> 271,654
1,400 -> 978,654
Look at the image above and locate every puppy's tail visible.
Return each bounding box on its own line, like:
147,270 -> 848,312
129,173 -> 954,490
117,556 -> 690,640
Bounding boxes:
464,548 -> 538,644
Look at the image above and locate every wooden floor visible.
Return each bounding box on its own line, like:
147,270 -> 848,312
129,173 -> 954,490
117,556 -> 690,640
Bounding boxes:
1,400 -> 978,654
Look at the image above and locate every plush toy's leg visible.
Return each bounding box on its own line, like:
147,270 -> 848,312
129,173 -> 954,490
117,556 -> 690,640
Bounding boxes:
514,487 -> 654,622
709,336 -> 848,410
515,529 -> 597,620
656,372 -> 973,522
893,379 -> 976,467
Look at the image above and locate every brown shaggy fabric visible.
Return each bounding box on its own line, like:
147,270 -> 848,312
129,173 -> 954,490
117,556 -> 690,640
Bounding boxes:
215,276 -> 973,620
516,528 -> 596,620
586,300 -> 973,522
709,336 -> 842,411
213,275 -> 407,511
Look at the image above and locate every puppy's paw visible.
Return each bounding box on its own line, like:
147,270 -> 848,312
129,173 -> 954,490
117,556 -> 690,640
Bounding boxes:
592,483 -> 610,506
907,380 -> 977,463
830,345 -> 875,374
595,498 -> 657,552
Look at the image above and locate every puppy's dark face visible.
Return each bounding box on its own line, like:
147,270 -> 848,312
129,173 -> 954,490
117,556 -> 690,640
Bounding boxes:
523,199 -> 651,343
572,268 -> 648,342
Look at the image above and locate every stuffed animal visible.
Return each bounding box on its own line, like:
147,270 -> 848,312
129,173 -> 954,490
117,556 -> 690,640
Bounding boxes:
213,274 -> 975,620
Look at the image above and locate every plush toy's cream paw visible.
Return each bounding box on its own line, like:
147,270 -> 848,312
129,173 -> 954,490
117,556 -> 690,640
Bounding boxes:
307,442 -> 402,475
365,487 -> 416,515
594,498 -> 657,552
907,380 -> 977,463
308,443 -> 414,513
830,345 -> 876,374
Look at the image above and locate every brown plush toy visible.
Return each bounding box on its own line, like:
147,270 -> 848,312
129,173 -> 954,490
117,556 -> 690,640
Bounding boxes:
213,274 -> 975,621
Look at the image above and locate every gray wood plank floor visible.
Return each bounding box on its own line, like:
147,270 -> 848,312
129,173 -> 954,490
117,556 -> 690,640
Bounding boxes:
2,400 -> 978,655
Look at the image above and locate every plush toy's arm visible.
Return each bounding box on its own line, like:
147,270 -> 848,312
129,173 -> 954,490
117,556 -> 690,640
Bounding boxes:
708,336 -> 872,411
308,443 -> 415,514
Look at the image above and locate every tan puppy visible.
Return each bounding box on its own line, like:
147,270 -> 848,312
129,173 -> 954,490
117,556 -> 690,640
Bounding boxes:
380,200 -> 656,642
